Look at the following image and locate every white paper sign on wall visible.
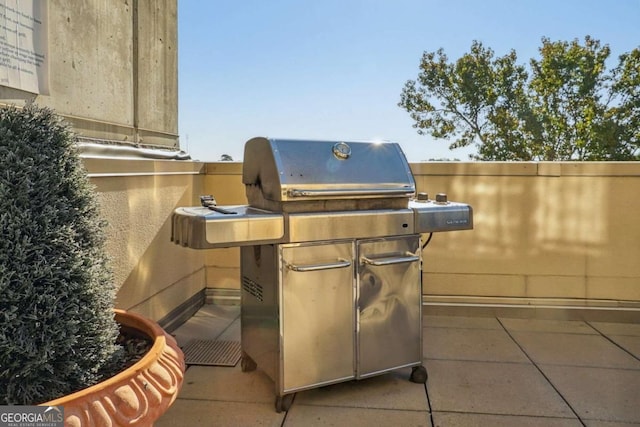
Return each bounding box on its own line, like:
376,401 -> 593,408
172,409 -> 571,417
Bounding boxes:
0,0 -> 48,95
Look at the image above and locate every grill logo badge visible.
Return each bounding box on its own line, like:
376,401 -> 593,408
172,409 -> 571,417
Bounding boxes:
332,142 -> 351,159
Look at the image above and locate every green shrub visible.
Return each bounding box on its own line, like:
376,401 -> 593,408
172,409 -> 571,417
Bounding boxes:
0,104 -> 121,405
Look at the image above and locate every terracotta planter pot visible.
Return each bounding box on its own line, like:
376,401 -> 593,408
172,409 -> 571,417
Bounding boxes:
43,309 -> 185,426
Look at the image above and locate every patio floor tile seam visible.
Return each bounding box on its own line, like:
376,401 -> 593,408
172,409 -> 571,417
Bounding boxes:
423,356 -> 532,365
534,362 -> 640,372
211,317 -> 241,341
498,328 -> 601,337
495,318 -> 586,423
587,324 -> 640,363
190,310 -> 231,319
423,382 -> 435,427
431,409 -> 580,421
500,326 -> 631,337
422,325 -> 502,332
587,321 -> 640,337
171,395 -> 434,413
170,395 -> 249,403
291,402 -> 431,413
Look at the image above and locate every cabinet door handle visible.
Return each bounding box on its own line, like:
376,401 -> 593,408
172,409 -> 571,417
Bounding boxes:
285,258 -> 352,272
361,253 -> 419,266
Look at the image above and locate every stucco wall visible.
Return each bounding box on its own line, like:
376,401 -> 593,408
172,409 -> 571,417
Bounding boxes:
411,162 -> 640,312
78,159 -> 639,322
199,161 -> 640,316
84,157 -> 205,321
0,1 -> 182,322
202,163 -> 248,293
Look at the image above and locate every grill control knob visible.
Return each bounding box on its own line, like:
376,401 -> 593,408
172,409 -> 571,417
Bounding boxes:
417,192 -> 429,201
435,193 -> 448,204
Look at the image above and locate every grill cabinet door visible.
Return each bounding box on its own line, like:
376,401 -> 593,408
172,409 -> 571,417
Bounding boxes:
357,235 -> 422,377
280,241 -> 355,392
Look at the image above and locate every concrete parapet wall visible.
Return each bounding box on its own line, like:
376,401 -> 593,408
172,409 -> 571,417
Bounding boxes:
84,157 -> 206,322
1,0 -> 178,149
202,161 -> 640,316
90,159 -> 639,321
411,162 -> 640,315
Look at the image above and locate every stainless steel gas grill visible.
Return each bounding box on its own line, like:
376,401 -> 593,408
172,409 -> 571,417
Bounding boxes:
172,137 -> 473,412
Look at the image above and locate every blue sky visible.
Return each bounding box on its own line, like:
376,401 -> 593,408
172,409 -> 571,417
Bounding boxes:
178,0 -> 639,162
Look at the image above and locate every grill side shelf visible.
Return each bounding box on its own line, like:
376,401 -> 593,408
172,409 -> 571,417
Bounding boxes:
409,201 -> 473,233
171,206 -> 284,249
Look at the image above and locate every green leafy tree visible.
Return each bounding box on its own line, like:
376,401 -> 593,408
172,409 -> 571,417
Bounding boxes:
399,36 -> 640,160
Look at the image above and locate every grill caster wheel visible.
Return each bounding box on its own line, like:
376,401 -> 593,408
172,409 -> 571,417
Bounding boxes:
410,365 -> 428,384
275,394 -> 294,413
241,351 -> 257,372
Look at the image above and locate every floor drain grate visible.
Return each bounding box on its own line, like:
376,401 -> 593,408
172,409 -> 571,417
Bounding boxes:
182,340 -> 241,367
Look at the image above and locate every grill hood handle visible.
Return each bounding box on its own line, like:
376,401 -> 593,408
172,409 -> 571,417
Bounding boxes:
288,188 -> 415,198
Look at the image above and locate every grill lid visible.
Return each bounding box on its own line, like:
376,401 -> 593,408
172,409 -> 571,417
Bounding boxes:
242,138 -> 416,207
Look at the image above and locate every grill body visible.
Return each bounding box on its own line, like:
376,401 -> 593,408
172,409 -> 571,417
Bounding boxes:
171,137 -> 473,411
240,231 -> 423,398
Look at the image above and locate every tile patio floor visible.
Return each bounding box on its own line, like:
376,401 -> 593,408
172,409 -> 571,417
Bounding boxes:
156,305 -> 640,427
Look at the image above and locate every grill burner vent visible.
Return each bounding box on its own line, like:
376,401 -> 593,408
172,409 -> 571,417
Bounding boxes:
242,276 -> 264,302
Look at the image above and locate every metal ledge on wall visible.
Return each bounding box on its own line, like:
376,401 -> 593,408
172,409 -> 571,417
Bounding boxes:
423,298 -> 640,323
77,139 -> 191,161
